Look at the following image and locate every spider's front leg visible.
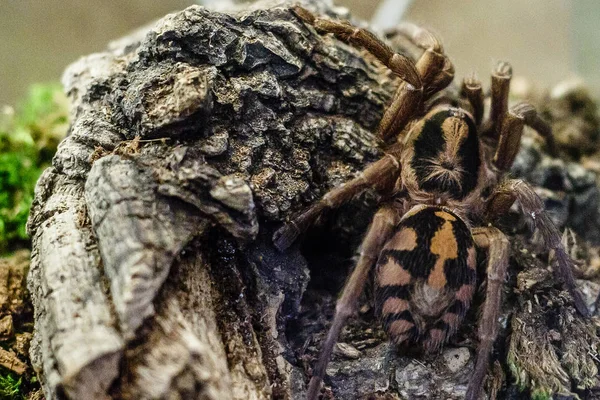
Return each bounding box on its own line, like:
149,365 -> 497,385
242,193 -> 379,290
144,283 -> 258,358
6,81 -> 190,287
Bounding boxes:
466,227 -> 510,400
486,179 -> 590,317
273,154 -> 401,250
484,61 -> 558,161
306,205 -> 401,400
291,6 -> 453,141
292,6 -> 420,88
483,61 -> 512,141
460,75 -> 484,127
393,22 -> 455,99
493,103 -> 558,171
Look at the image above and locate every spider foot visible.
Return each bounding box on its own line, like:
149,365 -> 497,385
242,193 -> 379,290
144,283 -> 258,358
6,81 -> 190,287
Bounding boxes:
272,223 -> 300,252
554,248 -> 591,317
291,5 -> 316,25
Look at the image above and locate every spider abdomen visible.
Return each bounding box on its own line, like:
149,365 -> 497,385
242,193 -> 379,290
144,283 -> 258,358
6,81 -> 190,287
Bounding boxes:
375,206 -> 476,351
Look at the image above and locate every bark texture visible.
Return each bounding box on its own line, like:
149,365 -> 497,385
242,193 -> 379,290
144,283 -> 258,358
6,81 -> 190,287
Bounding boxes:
26,1 -> 600,399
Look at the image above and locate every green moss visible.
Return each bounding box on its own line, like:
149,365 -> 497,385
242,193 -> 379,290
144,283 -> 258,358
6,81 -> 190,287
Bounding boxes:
0,83 -> 68,253
0,373 -> 23,400
530,389 -> 552,400
0,82 -> 68,400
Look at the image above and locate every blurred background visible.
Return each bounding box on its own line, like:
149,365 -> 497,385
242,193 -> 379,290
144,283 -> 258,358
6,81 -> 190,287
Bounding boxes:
1,0 -> 598,105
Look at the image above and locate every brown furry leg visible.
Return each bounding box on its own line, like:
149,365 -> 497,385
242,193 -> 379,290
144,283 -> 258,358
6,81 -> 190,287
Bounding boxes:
483,61 -> 512,140
466,227 -> 510,400
273,154 -> 401,250
461,75 -> 484,126
291,6 -> 454,141
493,103 -> 558,171
485,179 -> 590,317
306,205 -> 401,400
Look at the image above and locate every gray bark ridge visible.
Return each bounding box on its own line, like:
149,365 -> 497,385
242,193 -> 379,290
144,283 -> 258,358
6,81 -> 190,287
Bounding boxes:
27,0 -> 395,399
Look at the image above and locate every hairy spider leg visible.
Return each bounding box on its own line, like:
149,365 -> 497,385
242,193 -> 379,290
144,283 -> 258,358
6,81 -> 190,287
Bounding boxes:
493,102 -> 535,171
483,61 -> 512,141
306,205 -> 401,400
291,6 -> 454,141
273,154 -> 401,251
493,102 -> 558,171
484,62 -> 558,161
486,179 -> 589,317
465,227 -> 510,400
394,22 -> 455,99
460,75 -> 484,127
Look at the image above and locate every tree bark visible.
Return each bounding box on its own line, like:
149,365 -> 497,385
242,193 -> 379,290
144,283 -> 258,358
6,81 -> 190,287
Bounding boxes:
26,1 -> 600,399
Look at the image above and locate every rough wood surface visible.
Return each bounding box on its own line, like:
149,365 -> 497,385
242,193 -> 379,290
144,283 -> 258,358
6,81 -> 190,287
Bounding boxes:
26,1 -> 600,399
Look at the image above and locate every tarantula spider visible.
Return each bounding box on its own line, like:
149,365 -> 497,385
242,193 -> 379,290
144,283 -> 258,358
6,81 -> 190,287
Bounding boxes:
273,6 -> 589,400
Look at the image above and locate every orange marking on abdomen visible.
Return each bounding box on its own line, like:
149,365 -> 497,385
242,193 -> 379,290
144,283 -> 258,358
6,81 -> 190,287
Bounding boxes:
428,218 -> 458,288
434,210 -> 456,221
388,227 -> 418,251
455,284 -> 475,303
427,259 -> 447,289
389,319 -> 414,337
381,297 -> 409,315
377,260 -> 412,286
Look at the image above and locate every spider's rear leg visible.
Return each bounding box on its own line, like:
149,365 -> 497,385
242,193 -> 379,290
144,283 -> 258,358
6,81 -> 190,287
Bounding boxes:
485,179 -> 590,317
492,102 -> 558,171
466,227 -> 510,400
306,205 -> 401,400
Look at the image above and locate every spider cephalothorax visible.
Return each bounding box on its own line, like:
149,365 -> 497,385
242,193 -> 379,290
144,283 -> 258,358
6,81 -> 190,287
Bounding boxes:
399,107 -> 485,210
274,6 -> 588,400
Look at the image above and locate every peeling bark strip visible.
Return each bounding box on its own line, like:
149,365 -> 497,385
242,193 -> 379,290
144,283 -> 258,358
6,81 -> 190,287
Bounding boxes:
27,0 -> 394,398
27,1 -> 600,399
84,155 -> 207,339
28,171 -> 124,400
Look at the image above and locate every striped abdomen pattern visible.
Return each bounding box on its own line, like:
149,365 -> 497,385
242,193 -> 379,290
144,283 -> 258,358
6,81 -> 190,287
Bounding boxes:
375,206 -> 476,351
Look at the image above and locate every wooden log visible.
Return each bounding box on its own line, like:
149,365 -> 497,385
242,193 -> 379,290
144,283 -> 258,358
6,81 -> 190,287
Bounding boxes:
27,1 -> 600,399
